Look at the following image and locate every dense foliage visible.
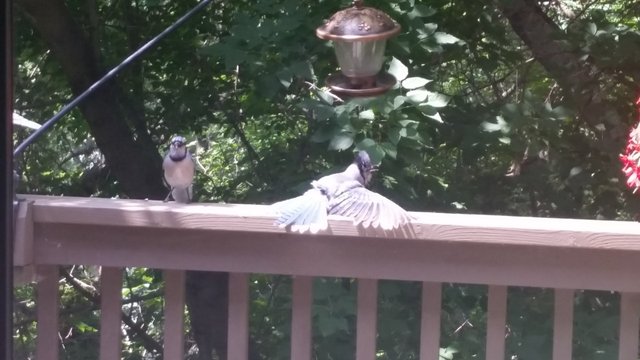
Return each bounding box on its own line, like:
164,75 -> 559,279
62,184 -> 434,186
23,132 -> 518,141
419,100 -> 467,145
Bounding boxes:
12,0 -> 640,359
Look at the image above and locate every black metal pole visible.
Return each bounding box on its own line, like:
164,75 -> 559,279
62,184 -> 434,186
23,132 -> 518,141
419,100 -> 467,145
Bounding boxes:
1,0 -> 14,358
13,0 -> 215,158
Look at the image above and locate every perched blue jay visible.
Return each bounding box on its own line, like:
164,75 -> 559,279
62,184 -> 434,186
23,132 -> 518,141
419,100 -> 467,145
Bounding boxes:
273,151 -> 412,233
163,136 -> 195,203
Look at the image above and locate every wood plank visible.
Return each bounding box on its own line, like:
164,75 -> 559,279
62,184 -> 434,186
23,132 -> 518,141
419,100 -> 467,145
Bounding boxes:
228,272 -> 249,360
24,194 -> 640,252
420,282 -> 442,360
36,265 -> 59,360
618,292 -> 640,360
552,289 -> 574,360
291,276 -> 312,360
99,267 -> 123,360
34,223 -> 640,292
13,200 -> 33,266
356,278 -> 378,360
486,285 -> 507,360
163,269 -> 185,360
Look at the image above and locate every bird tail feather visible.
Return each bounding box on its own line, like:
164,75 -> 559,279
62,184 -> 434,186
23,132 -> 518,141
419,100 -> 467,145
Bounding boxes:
171,186 -> 192,203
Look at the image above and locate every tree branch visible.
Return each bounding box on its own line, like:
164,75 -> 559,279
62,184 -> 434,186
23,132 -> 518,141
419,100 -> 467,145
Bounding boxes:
60,269 -> 163,354
495,0 -> 635,155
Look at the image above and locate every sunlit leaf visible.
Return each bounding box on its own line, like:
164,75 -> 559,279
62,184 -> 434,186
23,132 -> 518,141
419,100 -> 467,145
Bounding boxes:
388,57 -> 408,81
406,89 -> 429,103
433,31 -> 462,44
359,109 -> 375,120
393,95 -> 406,109
425,92 -> 450,108
426,112 -> 443,123
402,77 -> 432,90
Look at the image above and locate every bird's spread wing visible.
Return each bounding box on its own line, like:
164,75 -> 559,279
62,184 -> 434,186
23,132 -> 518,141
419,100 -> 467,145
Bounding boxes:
272,189 -> 328,234
328,187 -> 412,230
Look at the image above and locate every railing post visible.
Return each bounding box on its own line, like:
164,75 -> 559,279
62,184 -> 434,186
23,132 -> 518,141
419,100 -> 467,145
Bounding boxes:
619,292 -> 640,360
291,276 -> 313,360
163,269 -> 186,360
356,278 -> 378,360
228,272 -> 249,360
420,282 -> 442,360
99,267 -> 123,360
36,265 -> 59,360
552,289 -> 574,360
486,285 -> 507,360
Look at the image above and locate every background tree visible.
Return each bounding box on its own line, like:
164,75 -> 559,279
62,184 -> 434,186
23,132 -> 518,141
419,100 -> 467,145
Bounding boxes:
12,0 -> 640,359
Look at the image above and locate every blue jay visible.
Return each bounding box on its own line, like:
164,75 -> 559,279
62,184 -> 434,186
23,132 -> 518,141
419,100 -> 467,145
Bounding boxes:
273,151 -> 412,233
163,136 -> 195,203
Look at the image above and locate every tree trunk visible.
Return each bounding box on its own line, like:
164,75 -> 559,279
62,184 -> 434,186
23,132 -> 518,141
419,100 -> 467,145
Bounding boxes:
18,0 -> 165,199
495,0 -> 630,156
18,1 -> 231,359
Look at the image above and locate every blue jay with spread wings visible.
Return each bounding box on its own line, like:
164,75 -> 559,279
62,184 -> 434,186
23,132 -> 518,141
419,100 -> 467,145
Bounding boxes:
272,151 -> 412,233
163,136 -> 195,203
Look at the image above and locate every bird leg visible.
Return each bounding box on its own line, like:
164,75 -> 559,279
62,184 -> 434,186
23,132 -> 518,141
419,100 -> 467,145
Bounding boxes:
163,189 -> 173,202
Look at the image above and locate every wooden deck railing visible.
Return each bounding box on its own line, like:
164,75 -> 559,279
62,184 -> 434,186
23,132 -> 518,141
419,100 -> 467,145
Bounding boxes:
12,195 -> 640,360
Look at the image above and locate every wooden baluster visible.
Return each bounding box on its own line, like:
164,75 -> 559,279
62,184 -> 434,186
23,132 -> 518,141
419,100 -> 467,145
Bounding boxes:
486,285 -> 507,360
619,292 -> 640,360
356,279 -> 378,360
99,267 -> 123,360
291,276 -> 313,360
163,269 -> 186,360
420,282 -> 442,360
228,272 -> 249,360
36,265 -> 59,360
552,289 -> 574,360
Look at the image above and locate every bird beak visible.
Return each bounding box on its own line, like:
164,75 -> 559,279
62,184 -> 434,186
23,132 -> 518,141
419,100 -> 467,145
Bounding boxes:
370,165 -> 379,172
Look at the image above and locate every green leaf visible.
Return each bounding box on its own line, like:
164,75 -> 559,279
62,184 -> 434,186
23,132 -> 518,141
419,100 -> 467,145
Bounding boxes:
388,57 -> 409,81
289,61 -> 314,79
425,92 -> 450,108
409,4 -> 436,18
380,141 -> 397,159
276,69 -> 293,88
329,132 -> 354,150
316,89 -> 336,105
393,95 -> 406,109
398,119 -> 419,128
357,138 -> 376,148
359,109 -> 375,120
419,23 -> 439,38
406,89 -> 429,103
313,104 -> 336,121
426,112 -> 443,123
402,77 -> 432,90
482,116 -> 510,133
310,126 -> 334,143
433,31 -> 462,44
418,104 -> 438,115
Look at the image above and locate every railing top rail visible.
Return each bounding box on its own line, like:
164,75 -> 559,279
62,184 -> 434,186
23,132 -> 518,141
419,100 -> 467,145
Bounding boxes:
16,194 -> 640,292
20,194 -> 640,251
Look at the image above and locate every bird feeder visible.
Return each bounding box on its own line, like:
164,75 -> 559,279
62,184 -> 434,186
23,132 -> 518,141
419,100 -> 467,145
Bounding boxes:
316,0 -> 401,97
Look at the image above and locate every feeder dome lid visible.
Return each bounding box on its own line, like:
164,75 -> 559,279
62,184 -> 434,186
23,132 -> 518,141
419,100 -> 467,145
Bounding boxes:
316,0 -> 401,42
